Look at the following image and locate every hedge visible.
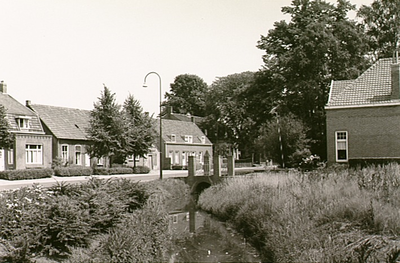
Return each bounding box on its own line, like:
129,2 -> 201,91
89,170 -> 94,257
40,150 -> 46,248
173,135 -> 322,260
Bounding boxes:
132,166 -> 151,174
0,168 -> 53,180
93,167 -> 133,175
54,167 -> 93,177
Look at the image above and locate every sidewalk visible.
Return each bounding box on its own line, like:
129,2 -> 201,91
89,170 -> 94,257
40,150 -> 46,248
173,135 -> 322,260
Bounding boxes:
0,170 -> 189,191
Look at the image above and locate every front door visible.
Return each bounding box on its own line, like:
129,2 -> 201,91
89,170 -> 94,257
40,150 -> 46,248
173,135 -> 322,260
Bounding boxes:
0,149 -> 5,171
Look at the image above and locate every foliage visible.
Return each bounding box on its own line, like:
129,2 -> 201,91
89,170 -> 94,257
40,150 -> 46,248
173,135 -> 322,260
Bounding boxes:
54,167 -> 93,177
198,164 -> 400,262
164,74 -> 208,116
202,72 -> 256,157
86,85 -> 125,167
257,0 -> 370,158
256,113 -> 310,167
358,0 -> 400,59
0,168 -> 53,180
92,167 -> 132,175
132,165 -> 150,174
0,105 -> 14,150
122,94 -> 156,166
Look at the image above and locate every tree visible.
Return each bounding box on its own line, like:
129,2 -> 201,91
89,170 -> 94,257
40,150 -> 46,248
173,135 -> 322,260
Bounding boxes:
123,94 -> 156,167
164,74 -> 208,116
256,113 -> 310,168
358,0 -> 400,59
86,85 -> 125,167
202,72 -> 255,157
257,0 -> 370,158
0,105 -> 14,149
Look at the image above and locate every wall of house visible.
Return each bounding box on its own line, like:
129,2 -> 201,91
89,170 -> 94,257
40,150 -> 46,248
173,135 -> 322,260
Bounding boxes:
14,134 -> 52,169
326,105 -> 400,164
56,139 -> 92,167
165,143 -> 213,168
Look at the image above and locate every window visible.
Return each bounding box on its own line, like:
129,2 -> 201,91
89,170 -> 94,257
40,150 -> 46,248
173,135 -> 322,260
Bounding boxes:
184,135 -> 193,143
171,134 -> 176,142
175,151 -> 179,164
201,136 -> 206,144
61,145 -> 69,164
199,151 -> 203,164
75,145 -> 82,165
335,131 -> 348,162
26,144 -> 42,164
8,149 -> 13,165
17,117 -> 30,129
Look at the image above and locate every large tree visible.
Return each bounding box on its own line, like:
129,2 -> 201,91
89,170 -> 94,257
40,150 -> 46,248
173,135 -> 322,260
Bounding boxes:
358,0 -> 400,59
123,94 -> 156,167
86,85 -> 125,167
0,105 -> 14,149
202,72 -> 255,157
164,74 -> 208,116
257,0 -> 370,158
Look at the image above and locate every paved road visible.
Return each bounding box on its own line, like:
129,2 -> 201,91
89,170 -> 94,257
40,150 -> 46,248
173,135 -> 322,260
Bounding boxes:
0,170 -> 189,191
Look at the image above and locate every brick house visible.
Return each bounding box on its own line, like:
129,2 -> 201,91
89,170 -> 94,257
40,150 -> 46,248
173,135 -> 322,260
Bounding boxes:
325,56 -> 400,165
146,118 -> 212,170
27,102 -> 95,167
0,81 -> 52,170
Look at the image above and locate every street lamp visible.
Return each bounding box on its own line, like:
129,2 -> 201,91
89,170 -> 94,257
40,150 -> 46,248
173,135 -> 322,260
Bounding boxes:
143,72 -> 163,179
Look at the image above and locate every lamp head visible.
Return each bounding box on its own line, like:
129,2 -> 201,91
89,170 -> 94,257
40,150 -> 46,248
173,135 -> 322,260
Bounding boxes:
142,83 -> 148,88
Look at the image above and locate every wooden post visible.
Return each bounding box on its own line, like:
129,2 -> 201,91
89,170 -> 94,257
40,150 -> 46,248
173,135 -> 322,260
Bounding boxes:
204,151 -> 210,176
227,155 -> 235,176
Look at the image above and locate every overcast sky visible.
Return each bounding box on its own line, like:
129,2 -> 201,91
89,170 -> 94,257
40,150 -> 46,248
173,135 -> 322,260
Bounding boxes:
0,0 -> 373,115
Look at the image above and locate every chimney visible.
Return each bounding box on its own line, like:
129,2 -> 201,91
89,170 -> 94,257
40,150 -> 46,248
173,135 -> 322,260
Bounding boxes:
26,100 -> 31,107
392,50 -> 400,99
167,106 -> 173,115
191,116 -> 195,123
0,81 -> 7,94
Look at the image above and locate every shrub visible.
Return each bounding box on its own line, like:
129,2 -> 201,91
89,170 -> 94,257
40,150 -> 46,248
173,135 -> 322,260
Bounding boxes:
93,167 -> 133,175
132,166 -> 150,174
54,167 -> 93,177
0,168 -> 53,180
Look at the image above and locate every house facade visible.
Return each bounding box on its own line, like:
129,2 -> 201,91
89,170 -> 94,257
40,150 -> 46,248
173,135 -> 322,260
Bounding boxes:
326,57 -> 400,165
27,102 -> 94,167
0,81 -> 52,170
143,118 -> 212,170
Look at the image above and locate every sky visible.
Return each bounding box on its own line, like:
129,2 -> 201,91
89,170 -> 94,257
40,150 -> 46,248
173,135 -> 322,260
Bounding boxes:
0,0 -> 373,115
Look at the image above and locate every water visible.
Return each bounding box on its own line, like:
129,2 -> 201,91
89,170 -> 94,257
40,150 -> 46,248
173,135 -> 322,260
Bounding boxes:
168,198 -> 261,262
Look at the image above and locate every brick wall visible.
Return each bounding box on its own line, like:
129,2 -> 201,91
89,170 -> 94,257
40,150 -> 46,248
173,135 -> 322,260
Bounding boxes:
326,105 -> 400,164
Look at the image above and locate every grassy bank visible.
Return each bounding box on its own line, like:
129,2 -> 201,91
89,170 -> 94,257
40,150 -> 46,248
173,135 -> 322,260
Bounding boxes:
0,178 -> 190,262
198,164 -> 400,262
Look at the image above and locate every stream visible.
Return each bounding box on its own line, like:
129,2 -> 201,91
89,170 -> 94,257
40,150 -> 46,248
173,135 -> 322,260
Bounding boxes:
168,197 -> 261,262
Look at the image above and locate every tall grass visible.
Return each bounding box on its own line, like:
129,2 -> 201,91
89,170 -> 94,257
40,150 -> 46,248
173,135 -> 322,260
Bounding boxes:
198,164 -> 400,262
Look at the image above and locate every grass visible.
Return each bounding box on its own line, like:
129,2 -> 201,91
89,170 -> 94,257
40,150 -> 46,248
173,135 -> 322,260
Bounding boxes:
198,164 -> 400,262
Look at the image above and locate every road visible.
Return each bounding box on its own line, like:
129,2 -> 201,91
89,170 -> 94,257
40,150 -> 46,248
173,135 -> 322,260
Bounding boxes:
0,170 -> 189,191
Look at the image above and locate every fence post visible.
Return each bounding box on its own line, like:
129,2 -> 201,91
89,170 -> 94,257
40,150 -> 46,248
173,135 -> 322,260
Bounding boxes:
227,155 -> 235,176
204,151 -> 210,176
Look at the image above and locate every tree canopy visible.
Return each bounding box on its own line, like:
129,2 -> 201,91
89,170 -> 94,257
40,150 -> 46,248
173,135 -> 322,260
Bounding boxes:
0,105 -> 14,149
164,74 -> 208,116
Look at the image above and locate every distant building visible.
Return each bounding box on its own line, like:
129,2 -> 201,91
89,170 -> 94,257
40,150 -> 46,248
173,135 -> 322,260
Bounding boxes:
27,103 -> 95,167
0,81 -> 52,170
326,55 -> 400,165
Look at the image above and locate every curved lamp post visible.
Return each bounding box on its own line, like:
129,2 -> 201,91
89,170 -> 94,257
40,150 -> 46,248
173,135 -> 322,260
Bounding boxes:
143,72 -> 163,179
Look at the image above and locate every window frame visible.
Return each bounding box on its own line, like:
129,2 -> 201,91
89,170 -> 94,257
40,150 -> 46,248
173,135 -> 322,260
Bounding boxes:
171,134 -> 176,143
26,144 -> 43,164
75,145 -> 82,165
335,131 -> 348,162
61,144 -> 69,164
184,135 -> 193,143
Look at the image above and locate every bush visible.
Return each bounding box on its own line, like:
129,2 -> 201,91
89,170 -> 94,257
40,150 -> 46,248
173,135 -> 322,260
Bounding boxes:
0,168 -> 53,180
54,167 -> 93,177
132,166 -> 150,174
93,167 -> 133,175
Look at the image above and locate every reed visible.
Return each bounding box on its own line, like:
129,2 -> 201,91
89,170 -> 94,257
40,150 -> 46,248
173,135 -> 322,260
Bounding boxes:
198,164 -> 400,262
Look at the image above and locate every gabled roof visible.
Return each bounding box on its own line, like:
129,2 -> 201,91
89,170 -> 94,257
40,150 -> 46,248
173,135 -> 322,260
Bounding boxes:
0,93 -> 44,133
154,118 -> 212,145
327,58 -> 394,107
29,104 -> 90,140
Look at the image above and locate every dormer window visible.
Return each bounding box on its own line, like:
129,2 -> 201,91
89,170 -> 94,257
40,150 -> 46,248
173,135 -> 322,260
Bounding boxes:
171,134 -> 176,142
201,136 -> 206,144
184,135 -> 193,143
17,116 -> 31,129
